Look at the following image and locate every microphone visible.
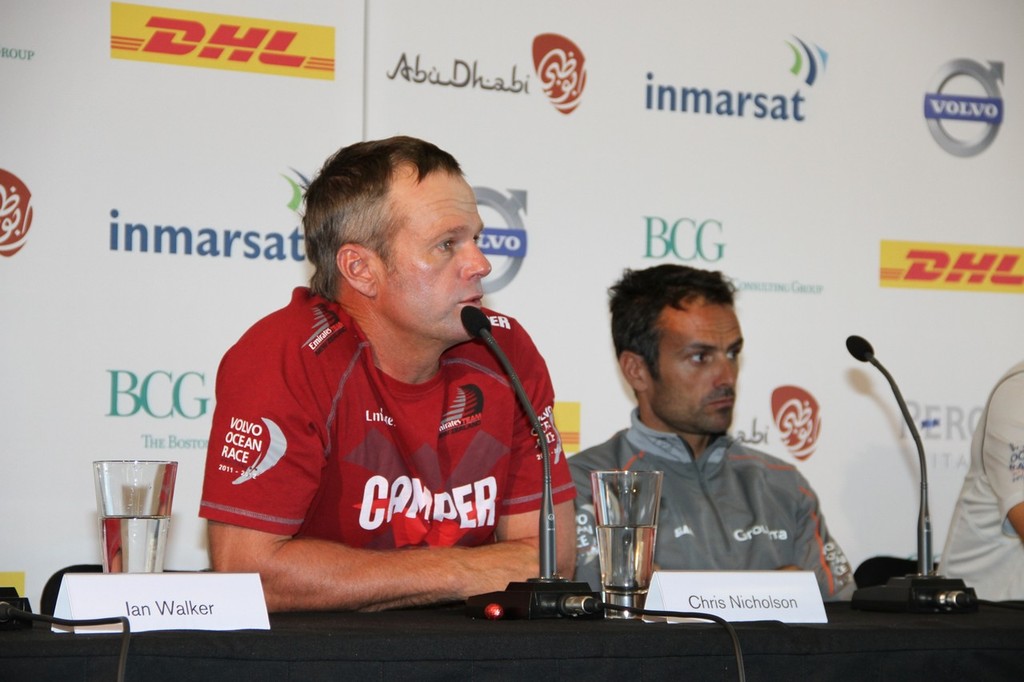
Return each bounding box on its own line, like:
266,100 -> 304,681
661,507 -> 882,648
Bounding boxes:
460,305 -> 602,620
846,335 -> 977,613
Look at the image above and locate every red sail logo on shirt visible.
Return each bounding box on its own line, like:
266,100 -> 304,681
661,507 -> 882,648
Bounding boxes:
220,416 -> 289,484
439,384 -> 484,436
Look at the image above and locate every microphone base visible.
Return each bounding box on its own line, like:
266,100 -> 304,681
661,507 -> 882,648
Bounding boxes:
851,575 -> 978,613
0,587 -> 33,631
466,579 -> 604,620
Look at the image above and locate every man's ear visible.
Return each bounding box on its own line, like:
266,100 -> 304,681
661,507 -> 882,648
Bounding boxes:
336,244 -> 379,297
619,351 -> 653,394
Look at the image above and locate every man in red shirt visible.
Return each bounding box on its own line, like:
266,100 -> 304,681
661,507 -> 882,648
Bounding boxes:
200,137 -> 575,612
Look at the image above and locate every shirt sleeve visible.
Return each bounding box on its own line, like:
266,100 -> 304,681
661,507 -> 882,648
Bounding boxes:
495,318 -> 576,516
199,330 -> 328,536
570,458 -> 602,590
793,480 -> 856,600
982,368 -> 1024,531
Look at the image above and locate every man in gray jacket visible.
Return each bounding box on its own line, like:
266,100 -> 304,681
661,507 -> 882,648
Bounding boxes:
571,264 -> 854,600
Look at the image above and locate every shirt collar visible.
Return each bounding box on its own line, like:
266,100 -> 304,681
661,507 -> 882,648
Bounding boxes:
624,408 -> 730,465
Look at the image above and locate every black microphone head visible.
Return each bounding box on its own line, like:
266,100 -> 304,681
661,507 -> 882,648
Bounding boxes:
846,335 -> 875,362
461,305 -> 492,338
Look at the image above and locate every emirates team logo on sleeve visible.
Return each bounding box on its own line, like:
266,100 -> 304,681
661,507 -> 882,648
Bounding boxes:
0,169 -> 34,257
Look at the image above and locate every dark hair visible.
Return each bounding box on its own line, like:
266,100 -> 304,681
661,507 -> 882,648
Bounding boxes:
609,264 -> 736,378
302,136 -> 464,300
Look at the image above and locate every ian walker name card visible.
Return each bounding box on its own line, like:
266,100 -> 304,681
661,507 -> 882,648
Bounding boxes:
52,572 -> 269,633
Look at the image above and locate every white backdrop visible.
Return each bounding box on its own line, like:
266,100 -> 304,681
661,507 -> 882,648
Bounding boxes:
2,0 -> 1022,607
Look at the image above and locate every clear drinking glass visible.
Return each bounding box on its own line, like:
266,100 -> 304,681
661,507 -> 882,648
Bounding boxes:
591,470 -> 663,618
93,460 -> 177,573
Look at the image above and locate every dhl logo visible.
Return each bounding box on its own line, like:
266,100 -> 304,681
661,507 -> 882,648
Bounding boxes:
554,401 -> 581,455
110,2 -> 334,80
880,240 -> 1024,293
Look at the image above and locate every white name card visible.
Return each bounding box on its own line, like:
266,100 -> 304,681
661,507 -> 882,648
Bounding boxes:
644,570 -> 827,623
52,572 -> 269,634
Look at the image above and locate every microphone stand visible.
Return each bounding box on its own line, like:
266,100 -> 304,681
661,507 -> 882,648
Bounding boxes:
867,353 -> 932,577
846,336 -> 977,613
462,307 -> 602,619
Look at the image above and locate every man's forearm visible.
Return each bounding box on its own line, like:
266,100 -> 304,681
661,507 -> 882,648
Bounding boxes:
208,523 -> 540,612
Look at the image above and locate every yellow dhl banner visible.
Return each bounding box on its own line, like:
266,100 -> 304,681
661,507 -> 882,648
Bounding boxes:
111,2 -> 334,80
880,240 -> 1024,293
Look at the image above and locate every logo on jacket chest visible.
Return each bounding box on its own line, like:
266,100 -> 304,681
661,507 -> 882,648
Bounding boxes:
439,384 -> 484,436
733,524 -> 789,541
365,407 -> 395,426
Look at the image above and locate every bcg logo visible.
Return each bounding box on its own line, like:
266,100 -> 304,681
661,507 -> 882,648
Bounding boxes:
924,59 -> 1004,157
0,168 -> 33,257
880,240 -> 1024,293
474,187 -> 528,293
107,370 -> 210,419
110,2 -> 335,80
643,217 -> 724,262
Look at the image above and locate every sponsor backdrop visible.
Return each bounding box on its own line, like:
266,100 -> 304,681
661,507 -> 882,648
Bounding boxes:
2,0 -> 1021,606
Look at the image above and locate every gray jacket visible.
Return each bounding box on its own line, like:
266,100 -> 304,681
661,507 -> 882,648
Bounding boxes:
571,410 -> 855,600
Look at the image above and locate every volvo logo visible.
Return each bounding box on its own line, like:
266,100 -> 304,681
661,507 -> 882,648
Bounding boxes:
924,59 -> 1004,157
474,187 -> 528,293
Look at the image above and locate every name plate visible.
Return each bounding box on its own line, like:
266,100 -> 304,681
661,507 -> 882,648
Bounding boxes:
644,570 -> 827,623
52,572 -> 269,633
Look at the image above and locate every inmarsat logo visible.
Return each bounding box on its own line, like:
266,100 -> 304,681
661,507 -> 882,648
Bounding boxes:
532,33 -> 587,114
108,169 -> 308,261
924,59 -> 1004,157
785,36 -> 828,86
644,35 -> 826,122
474,187 -> 528,293
282,168 -> 310,213
0,169 -> 33,257
771,385 -> 821,460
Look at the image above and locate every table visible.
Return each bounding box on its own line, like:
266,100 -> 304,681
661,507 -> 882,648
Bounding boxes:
3,602 -> 1022,681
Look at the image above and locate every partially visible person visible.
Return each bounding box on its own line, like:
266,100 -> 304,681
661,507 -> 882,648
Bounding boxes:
571,264 -> 854,601
941,360 -> 1024,600
199,136 -> 576,612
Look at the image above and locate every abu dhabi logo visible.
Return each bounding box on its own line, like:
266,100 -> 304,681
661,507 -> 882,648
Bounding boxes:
771,385 -> 821,460
386,52 -> 530,93
785,36 -> 828,86
474,187 -> 527,293
924,59 -> 1004,157
0,168 -> 33,257
532,33 -> 587,114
